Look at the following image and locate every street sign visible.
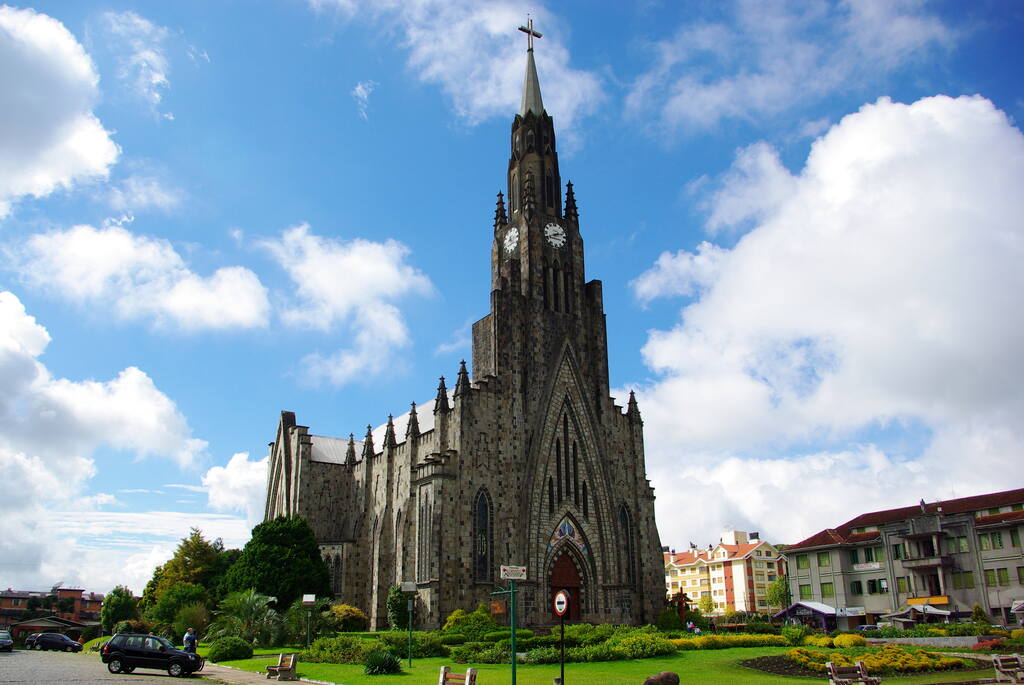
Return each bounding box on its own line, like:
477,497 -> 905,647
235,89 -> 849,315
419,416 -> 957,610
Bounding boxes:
501,565 -> 527,580
553,589 -> 570,617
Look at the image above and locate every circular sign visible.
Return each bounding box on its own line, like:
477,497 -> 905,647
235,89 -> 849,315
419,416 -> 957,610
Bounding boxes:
553,589 -> 570,617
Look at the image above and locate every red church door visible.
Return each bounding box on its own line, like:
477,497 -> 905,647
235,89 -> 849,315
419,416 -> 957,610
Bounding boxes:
550,551 -> 582,621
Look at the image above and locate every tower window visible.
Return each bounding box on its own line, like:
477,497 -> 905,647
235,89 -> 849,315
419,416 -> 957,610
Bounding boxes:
548,477 -> 554,515
572,442 -> 579,507
511,174 -> 519,213
582,482 -> 589,518
555,440 -> 562,500
619,504 -> 637,588
545,171 -> 554,208
473,488 -> 493,582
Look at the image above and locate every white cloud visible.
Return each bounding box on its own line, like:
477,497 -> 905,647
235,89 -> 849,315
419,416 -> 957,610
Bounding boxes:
12,223 -> 270,331
202,452 -> 268,527
108,174 -> 182,213
632,95 -> 1024,546
0,6 -> 119,217
631,241 -> 725,304
625,0 -> 954,134
435,318 -> 473,355
261,223 -> 433,385
351,79 -> 378,120
312,1 -> 603,140
102,10 -> 172,118
0,291 -> 225,593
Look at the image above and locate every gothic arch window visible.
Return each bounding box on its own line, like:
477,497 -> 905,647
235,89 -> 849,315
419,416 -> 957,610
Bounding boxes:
545,171 -> 554,208
416,492 -> 432,582
473,488 -> 493,582
547,477 -> 554,515
552,263 -> 561,312
542,258 -> 550,309
511,174 -> 519,213
582,482 -> 589,518
333,554 -> 342,595
619,504 -> 637,589
514,131 -> 521,156
563,269 -> 572,312
526,128 -> 535,152
555,440 -> 562,500
562,413 -> 571,493
572,442 -> 580,507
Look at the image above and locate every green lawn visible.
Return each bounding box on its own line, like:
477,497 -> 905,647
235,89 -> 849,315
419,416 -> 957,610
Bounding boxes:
219,647 -> 994,685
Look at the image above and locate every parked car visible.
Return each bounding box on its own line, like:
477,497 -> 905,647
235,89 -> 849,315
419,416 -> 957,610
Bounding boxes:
34,633 -> 83,652
0,630 -> 13,651
855,624 -> 880,632
100,633 -> 204,677
23,633 -> 41,649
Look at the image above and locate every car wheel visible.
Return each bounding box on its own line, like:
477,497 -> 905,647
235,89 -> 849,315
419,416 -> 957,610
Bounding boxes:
168,661 -> 184,677
65,645 -> 73,652
108,658 -> 123,674
34,644 -> 43,650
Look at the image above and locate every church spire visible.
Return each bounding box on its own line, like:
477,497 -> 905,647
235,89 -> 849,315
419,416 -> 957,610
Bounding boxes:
564,180 -> 578,223
345,433 -> 356,467
406,402 -> 420,439
518,17 -> 544,117
383,414 -> 397,448
434,376 -> 450,413
454,359 -> 471,396
493,191 -> 507,230
362,424 -> 376,458
626,390 -> 643,424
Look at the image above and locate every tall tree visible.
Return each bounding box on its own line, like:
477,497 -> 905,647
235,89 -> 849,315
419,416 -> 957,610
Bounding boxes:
765,576 -> 792,609
151,582 -> 209,626
100,586 -> 139,634
222,516 -> 331,610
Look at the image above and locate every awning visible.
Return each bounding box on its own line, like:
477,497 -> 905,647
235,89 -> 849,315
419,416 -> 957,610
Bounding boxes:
881,605 -> 950,620
773,601 -> 837,618
1011,600 -> 1024,614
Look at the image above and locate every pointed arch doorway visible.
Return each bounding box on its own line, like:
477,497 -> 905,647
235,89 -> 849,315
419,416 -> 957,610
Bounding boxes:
549,551 -> 582,621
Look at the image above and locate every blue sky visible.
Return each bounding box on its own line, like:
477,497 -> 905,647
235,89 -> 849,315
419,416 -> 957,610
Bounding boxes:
2,0 -> 1023,594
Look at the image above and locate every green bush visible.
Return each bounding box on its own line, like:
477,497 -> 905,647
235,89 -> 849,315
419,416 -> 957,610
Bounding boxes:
377,631 -> 446,658
483,629 -> 533,642
782,625 -> 814,645
524,646 -> 562,664
207,636 -> 253,662
448,642 -> 509,664
567,643 -> 627,662
442,605 -> 499,642
302,635 -> 379,664
327,604 -> 370,632
671,633 -> 788,650
657,607 -> 684,631
744,621 -> 779,634
364,649 -> 402,675
606,630 -> 676,658
112,619 -> 150,635
834,633 -> 867,648
439,633 -> 466,645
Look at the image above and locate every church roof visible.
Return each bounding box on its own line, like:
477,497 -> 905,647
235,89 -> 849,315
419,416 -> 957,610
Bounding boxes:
520,48 -> 544,117
308,388 -> 456,464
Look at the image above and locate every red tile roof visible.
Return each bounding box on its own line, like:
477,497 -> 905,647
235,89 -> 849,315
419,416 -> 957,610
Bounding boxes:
787,488 -> 1024,551
974,510 -> 1024,527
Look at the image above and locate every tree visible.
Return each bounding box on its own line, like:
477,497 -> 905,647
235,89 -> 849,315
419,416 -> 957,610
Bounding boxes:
698,594 -> 715,615
386,585 -> 410,630
173,603 -> 210,641
221,516 -> 331,610
101,585 -> 139,634
971,603 -> 990,624
765,576 -> 792,609
207,589 -> 282,647
151,582 -> 208,626
139,564 -> 165,612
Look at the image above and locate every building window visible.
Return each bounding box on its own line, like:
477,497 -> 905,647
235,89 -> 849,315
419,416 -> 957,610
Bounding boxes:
799,584 -> 812,600
619,505 -> 637,589
850,580 -> 863,595
1012,504 -> 1023,511
997,567 -> 1010,586
948,536 -> 969,553
891,543 -> 904,560
473,489 -> 493,582
979,534 -> 991,551
896,576 -> 909,593
984,569 -> 996,586
991,532 -> 1004,549
1018,566 -> 1024,584
547,477 -> 554,515
582,481 -> 589,518
817,551 -> 831,567
1011,529 -> 1020,547
849,549 -> 859,564
988,508 -> 1001,515
796,555 -> 809,569
867,579 -> 888,594
952,571 -> 975,589
820,582 -> 835,598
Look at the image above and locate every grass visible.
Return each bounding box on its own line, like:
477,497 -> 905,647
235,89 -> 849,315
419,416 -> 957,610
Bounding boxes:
219,647 -> 995,685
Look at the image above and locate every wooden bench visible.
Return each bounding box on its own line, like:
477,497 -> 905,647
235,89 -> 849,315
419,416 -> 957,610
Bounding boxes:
826,661 -> 882,685
265,653 -> 298,681
994,654 -> 1024,683
439,665 -> 477,685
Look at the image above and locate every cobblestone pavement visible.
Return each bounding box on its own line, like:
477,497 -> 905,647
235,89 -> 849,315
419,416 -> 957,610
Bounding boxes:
0,650 -> 318,685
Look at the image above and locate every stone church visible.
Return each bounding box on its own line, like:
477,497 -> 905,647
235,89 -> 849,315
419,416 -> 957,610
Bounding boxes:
264,34 -> 665,630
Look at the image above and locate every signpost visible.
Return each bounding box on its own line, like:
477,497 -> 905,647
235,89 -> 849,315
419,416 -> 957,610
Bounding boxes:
493,566 -> 527,685
301,594 -> 317,648
553,589 -> 570,685
401,582 -> 416,667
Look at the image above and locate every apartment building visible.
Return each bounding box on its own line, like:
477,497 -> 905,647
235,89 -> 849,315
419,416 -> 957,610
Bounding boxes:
665,531 -> 786,614
784,488 -> 1024,627
0,588 -> 103,630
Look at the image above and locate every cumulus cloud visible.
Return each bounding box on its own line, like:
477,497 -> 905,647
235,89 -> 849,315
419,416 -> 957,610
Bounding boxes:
631,95 -> 1024,546
0,6 -> 119,217
102,10 -> 173,118
311,0 -> 603,140
626,0 -> 954,134
12,223 -> 270,331
202,452 -> 268,527
108,174 -> 182,213
0,291 -> 223,592
261,223 -> 433,385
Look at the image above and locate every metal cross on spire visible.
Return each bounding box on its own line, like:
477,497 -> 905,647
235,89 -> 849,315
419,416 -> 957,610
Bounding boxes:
518,16 -> 542,51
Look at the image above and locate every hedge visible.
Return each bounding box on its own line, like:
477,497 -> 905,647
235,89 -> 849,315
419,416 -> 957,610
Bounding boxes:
671,634 -> 789,650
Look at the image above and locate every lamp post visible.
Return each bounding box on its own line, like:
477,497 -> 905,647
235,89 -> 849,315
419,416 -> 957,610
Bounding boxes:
401,581 -> 416,668
301,594 -> 317,649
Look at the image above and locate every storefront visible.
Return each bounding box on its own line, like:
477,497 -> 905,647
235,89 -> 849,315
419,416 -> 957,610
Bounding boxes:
774,601 -> 837,631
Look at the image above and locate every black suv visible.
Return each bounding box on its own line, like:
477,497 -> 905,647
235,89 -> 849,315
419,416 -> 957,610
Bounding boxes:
101,633 -> 204,677
32,633 -> 82,652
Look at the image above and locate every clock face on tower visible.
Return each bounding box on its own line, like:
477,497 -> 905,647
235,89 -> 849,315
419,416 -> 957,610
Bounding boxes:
503,226 -> 519,254
545,223 -> 566,248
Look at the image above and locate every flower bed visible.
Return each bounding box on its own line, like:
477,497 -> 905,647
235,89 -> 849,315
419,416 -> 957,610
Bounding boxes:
786,645 -> 969,675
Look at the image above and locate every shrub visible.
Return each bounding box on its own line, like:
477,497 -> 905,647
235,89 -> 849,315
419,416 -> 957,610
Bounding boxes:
671,633 -> 788,650
804,635 -> 834,648
302,635 -> 379,664
377,631 -> 446,658
657,607 -> 684,631
972,638 -> 1005,651
834,634 -> 867,648
448,642 -> 509,664
328,604 -> 369,632
607,632 -> 676,659
483,629 -> 533,642
1012,629 -> 1024,641
364,649 -> 402,675
744,621 -> 779,634
524,647 -> 561,664
945,623 -> 988,637
567,643 -> 627,662
787,645 -> 968,674
442,604 -> 498,642
782,625 -> 814,646
439,633 -> 466,645
112,619 -> 150,635
207,636 -> 253,662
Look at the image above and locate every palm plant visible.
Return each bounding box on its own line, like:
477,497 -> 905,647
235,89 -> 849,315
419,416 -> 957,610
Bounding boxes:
206,589 -> 282,647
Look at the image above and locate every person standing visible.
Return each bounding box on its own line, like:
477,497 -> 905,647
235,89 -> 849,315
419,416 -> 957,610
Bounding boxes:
183,628 -> 197,654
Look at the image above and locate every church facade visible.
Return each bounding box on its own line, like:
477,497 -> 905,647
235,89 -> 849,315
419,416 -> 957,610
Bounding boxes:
264,38 -> 665,630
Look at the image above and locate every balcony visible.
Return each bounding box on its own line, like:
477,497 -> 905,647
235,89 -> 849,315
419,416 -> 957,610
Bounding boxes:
901,555 -> 952,569
903,516 -> 941,539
